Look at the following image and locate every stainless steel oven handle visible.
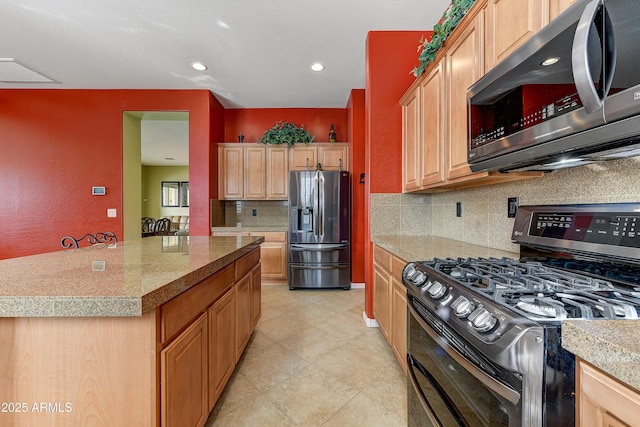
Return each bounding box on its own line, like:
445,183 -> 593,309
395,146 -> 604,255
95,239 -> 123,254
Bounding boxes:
410,305 -> 521,405
407,357 -> 444,427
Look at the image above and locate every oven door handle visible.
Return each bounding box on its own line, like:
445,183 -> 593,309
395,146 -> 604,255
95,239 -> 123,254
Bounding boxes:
410,305 -> 521,405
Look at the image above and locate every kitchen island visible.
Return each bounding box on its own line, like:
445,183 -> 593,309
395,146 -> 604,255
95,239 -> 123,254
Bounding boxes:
0,235 -> 263,427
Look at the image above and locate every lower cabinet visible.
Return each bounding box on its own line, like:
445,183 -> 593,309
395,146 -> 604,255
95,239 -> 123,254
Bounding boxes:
577,358 -> 640,427
373,245 -> 408,374
160,248 -> 261,427
161,313 -> 209,427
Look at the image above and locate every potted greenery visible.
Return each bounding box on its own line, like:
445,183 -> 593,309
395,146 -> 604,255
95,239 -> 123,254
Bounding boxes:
258,121 -> 315,147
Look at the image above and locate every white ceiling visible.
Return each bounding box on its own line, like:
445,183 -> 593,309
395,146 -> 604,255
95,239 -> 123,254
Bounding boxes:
1,0 -> 450,164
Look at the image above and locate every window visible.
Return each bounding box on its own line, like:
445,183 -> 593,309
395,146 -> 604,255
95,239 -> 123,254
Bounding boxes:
161,181 -> 180,207
180,182 -> 190,207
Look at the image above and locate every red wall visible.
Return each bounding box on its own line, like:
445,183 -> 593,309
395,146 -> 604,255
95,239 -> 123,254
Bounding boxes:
0,89 -> 219,259
224,108 -> 348,143
364,31 -> 431,318
348,90 -> 366,284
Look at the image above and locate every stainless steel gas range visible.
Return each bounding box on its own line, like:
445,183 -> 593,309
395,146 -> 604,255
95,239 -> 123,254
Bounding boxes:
404,204 -> 640,427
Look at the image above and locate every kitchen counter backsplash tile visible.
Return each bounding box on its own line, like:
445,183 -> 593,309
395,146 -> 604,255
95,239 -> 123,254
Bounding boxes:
224,200 -> 288,227
371,156 -> 640,253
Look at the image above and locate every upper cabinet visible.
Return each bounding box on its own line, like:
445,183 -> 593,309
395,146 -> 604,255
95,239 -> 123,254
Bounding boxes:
289,143 -> 348,171
219,143 -> 349,200
483,0 -> 546,72
548,0 -> 577,21
401,0 -> 546,193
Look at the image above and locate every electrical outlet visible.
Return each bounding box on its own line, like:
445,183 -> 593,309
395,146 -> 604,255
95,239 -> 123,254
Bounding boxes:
456,202 -> 462,217
508,197 -> 519,218
252,209 -> 257,217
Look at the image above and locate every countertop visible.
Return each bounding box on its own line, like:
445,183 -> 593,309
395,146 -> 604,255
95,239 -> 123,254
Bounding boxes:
562,320 -> 640,391
372,235 -> 519,262
0,235 -> 264,318
211,226 -> 287,233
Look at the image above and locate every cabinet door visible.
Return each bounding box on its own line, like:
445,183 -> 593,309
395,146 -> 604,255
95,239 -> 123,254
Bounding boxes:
290,146 -> 317,170
402,84 -> 421,192
235,273 -> 252,361
266,146 -> 289,199
161,313 -> 208,427
484,0 -> 545,71
577,359 -> 640,427
219,146 -> 244,200
373,264 -> 391,342
391,276 -> 407,375
446,13 -> 484,180
245,146 -> 266,199
549,0 -> 576,21
250,263 -> 261,329
318,144 -> 348,171
420,60 -> 446,187
208,288 -> 236,409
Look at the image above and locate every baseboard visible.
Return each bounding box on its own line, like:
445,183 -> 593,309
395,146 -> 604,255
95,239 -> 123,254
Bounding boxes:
363,311 -> 379,328
351,282 -> 365,289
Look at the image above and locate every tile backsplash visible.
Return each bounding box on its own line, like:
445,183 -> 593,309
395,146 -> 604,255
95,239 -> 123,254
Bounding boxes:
371,156 -> 640,253
223,200 -> 288,227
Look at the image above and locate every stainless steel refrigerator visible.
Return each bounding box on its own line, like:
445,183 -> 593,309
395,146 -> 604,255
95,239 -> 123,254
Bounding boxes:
288,170 -> 350,290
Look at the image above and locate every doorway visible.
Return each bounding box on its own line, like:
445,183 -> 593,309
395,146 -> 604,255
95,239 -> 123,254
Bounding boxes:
122,111 -> 189,240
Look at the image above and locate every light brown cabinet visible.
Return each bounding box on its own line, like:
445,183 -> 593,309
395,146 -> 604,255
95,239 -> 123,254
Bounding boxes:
400,0 -> 544,193
373,245 -> 407,374
483,0 -> 546,72
289,143 -> 349,171
549,0 -> 576,21
161,312 -> 208,427
577,358 -> 640,427
213,230 -> 287,282
208,287 -> 236,408
218,144 -> 288,200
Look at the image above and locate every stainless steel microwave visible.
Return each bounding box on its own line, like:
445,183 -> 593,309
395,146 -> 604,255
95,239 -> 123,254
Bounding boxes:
467,0 -> 640,172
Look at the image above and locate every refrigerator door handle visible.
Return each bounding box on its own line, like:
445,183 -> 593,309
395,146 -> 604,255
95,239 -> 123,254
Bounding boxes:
290,264 -> 350,271
318,172 -> 324,238
289,244 -> 349,251
312,173 -> 319,238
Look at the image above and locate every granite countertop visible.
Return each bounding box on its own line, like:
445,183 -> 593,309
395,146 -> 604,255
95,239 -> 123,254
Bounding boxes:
372,235 -> 519,262
211,226 -> 287,233
0,235 -> 264,318
562,320 -> 640,391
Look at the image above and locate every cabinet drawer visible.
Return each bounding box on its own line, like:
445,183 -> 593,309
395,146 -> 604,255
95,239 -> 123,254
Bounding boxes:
235,247 -> 260,281
161,264 -> 234,346
249,231 -> 286,242
374,245 -> 392,272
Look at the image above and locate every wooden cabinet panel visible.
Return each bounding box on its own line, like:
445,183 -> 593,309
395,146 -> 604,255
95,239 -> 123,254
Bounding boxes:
219,146 -> 244,199
318,144 -> 348,170
420,60 -> 446,187
235,273 -> 252,361
255,241 -> 286,280
484,0 -> 545,71
290,145 -> 316,170
549,0 -> 576,21
373,264 -> 391,342
161,313 -> 208,427
577,359 -> 640,427
245,146 -> 266,199
235,247 -> 260,281
266,146 -> 288,199
401,84 -> 421,191
251,263 -> 262,328
391,275 -> 407,375
208,288 -> 236,409
161,264 -> 234,346
446,12 -> 483,180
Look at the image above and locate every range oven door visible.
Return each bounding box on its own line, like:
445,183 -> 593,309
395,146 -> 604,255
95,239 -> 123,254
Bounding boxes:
407,296 -> 523,427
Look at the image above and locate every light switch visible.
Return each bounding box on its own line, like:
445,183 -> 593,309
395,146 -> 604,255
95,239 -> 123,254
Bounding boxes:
107,208 -> 117,217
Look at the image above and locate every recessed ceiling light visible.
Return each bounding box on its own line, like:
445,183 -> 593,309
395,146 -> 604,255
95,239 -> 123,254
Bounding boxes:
541,57 -> 559,66
191,61 -> 208,71
310,62 -> 324,72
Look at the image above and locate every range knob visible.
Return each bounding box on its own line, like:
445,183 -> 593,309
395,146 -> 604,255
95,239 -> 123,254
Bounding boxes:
451,296 -> 475,318
427,280 -> 448,300
468,307 -> 497,333
402,263 -> 417,281
412,271 -> 428,287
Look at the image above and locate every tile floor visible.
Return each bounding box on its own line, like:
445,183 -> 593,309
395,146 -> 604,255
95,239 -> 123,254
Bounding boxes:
205,285 -> 407,426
